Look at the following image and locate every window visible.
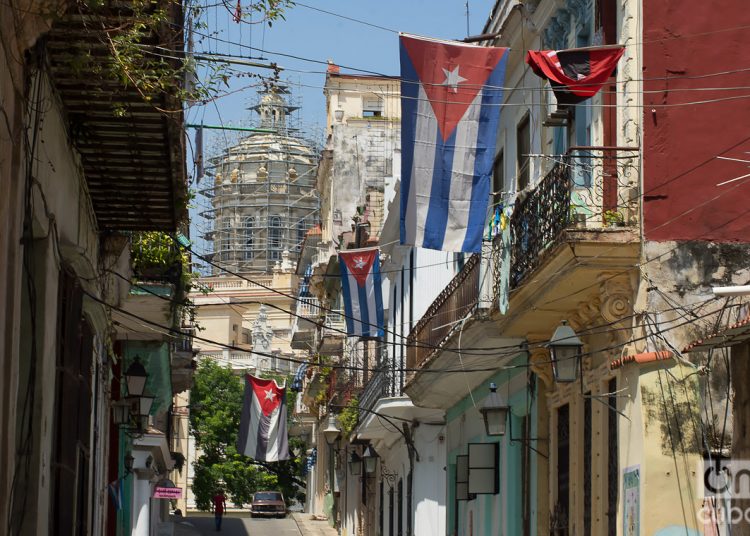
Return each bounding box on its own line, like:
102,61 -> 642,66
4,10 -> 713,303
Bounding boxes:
243,216 -> 255,260
388,487 -> 394,536
492,150 -> 505,210
296,220 -> 307,252
555,404 -> 570,534
397,478 -> 404,536
516,115 -> 531,191
379,481 -> 384,535
584,394 -> 592,536
363,94 -> 383,117
269,216 -> 282,258
607,378 -> 618,535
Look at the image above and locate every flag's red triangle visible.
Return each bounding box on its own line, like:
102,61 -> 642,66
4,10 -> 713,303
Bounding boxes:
341,249 -> 377,288
249,375 -> 283,417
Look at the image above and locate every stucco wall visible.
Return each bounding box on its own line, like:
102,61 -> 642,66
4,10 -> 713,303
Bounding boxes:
643,0 -> 750,241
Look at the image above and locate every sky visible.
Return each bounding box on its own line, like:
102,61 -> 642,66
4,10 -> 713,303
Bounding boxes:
187,0 -> 495,152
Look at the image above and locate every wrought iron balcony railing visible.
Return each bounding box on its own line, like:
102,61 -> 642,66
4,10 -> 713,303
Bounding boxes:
405,254 -> 480,374
358,369 -> 398,416
506,146 -> 639,288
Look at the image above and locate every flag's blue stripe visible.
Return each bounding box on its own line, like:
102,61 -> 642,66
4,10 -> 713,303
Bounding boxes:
422,128 -> 458,250
462,54 -> 509,252
373,254 -> 384,337
339,260 -> 357,335
356,278 -> 370,337
399,42 -> 420,246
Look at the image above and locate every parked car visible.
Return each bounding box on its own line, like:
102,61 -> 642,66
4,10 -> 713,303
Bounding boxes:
250,491 -> 287,518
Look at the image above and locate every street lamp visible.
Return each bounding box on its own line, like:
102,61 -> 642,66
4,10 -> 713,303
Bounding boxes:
349,452 -> 362,476
112,400 -> 132,426
362,444 -> 378,474
125,356 -> 148,397
323,413 -> 341,446
547,320 -> 584,383
479,383 -> 510,436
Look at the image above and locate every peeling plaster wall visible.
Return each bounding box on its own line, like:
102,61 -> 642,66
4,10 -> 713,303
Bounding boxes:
640,240 -> 750,449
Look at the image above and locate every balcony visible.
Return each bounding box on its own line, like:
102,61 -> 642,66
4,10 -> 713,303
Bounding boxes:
200,275 -> 275,292
291,296 -> 321,350
319,310 -> 346,355
406,254 -> 480,374
47,1 -> 186,231
297,296 -> 321,320
508,147 -> 639,288
358,369 -> 398,417
403,147 -> 640,409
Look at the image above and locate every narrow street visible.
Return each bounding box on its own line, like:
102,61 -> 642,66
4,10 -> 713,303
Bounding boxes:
173,514 -> 301,536
172,513 -> 337,536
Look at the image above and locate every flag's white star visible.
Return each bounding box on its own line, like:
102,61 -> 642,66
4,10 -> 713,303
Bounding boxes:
441,66 -> 468,92
264,388 -> 277,402
353,256 -> 367,269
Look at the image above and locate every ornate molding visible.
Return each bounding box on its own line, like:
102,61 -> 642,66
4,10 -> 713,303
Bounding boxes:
599,275 -> 633,324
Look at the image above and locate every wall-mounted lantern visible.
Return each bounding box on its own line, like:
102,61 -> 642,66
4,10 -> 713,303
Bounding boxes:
362,444 -> 378,474
322,413 -> 341,446
548,320 -> 583,383
479,383 -> 510,436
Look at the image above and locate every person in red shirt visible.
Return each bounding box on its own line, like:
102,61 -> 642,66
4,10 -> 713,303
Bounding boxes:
212,489 -> 227,531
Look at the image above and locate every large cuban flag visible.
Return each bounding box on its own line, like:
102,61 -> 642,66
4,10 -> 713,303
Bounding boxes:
400,34 -> 509,253
237,374 -> 289,462
339,248 -> 384,338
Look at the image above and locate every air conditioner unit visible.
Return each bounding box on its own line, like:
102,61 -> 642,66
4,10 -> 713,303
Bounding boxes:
542,83 -> 570,127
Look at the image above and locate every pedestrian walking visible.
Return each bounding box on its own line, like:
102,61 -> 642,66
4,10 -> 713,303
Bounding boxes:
212,489 -> 227,531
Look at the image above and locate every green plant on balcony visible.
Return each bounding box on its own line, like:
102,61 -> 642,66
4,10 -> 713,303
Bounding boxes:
338,396 -> 359,437
603,209 -> 625,227
131,231 -> 185,283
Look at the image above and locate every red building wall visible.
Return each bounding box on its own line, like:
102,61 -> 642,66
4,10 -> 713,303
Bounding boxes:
643,1 -> 750,242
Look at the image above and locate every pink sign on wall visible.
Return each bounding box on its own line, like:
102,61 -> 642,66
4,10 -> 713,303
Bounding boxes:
153,486 -> 183,499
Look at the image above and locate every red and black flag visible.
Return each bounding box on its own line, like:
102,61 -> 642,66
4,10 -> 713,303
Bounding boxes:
526,45 -> 624,105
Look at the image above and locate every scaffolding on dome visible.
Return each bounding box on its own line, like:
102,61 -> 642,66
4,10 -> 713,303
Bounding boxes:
194,80 -> 322,275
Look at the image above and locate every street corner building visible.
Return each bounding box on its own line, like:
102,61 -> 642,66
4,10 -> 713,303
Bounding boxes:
0,0 -> 193,535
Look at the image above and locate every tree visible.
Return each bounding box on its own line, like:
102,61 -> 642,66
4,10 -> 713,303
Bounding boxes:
189,360 -> 306,510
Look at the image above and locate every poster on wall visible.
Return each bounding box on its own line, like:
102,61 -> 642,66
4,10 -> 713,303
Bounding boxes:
623,465 -> 640,536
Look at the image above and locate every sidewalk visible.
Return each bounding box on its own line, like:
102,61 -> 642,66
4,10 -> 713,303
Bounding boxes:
292,513 -> 338,536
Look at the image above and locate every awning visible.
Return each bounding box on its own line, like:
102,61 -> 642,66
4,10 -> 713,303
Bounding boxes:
683,313 -> 750,353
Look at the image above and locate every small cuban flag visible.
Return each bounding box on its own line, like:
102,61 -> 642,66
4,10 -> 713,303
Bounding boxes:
237,375 -> 289,462
339,248 -> 384,338
400,34 -> 509,253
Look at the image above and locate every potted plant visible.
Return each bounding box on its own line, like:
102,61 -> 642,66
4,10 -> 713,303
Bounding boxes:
569,206 -> 587,228
603,209 -> 625,227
